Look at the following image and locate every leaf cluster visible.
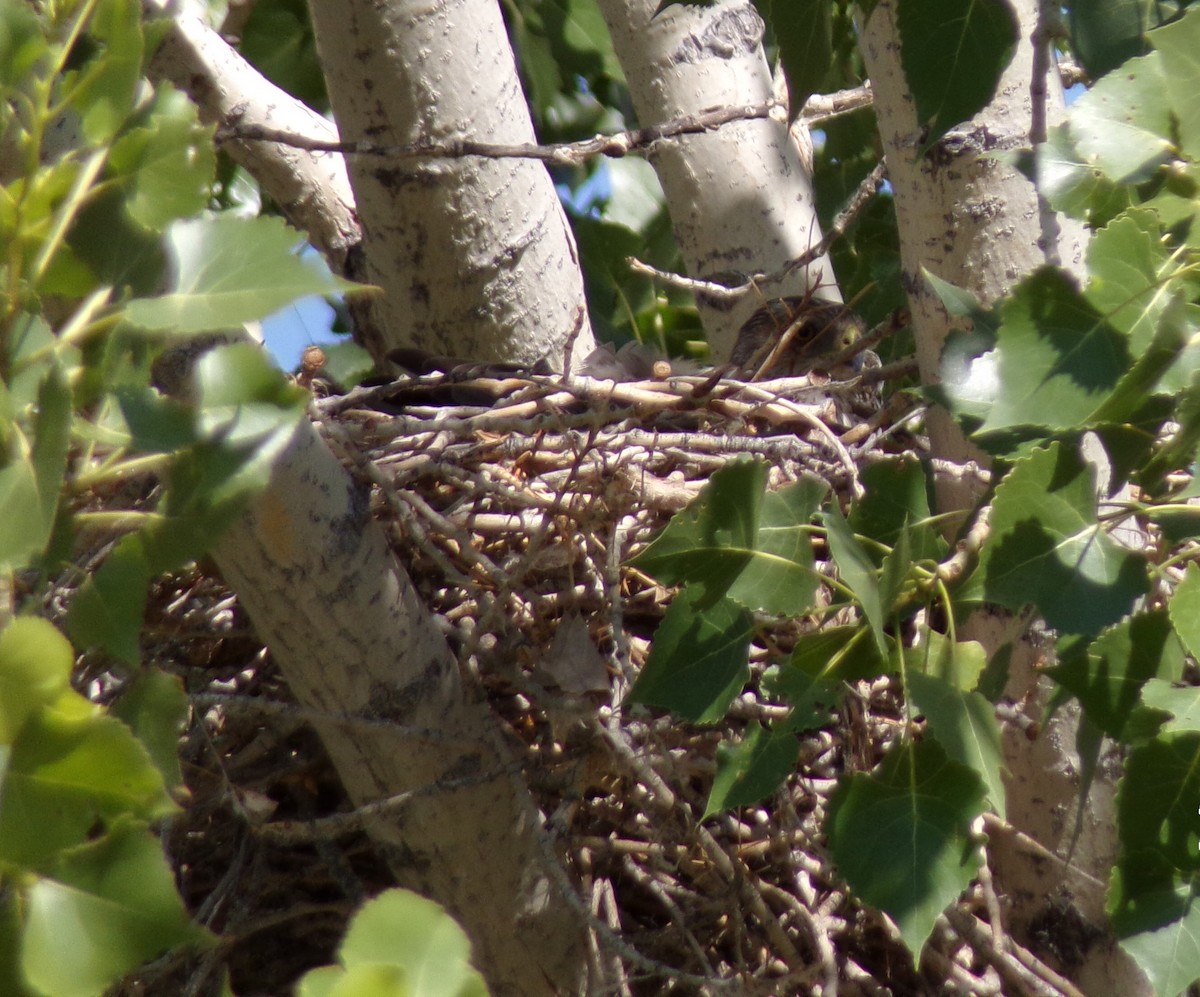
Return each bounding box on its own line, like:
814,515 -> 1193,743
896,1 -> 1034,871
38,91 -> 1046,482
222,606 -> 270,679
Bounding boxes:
0,3 -> 348,993
629,9 -> 1200,986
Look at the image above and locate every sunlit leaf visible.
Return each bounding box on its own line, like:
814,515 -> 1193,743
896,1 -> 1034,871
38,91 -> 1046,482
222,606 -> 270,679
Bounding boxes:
1151,8 -> 1200,160
1069,53 -> 1173,183
0,618 -> 73,745
125,215 -> 357,333
22,822 -> 208,997
298,889 -> 489,997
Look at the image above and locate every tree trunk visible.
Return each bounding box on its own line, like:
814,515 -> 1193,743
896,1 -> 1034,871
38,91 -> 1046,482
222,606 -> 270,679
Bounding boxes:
594,0 -> 839,360
858,2 -> 1145,992
212,420 -> 593,997
308,0 -> 596,371
150,7 -> 595,988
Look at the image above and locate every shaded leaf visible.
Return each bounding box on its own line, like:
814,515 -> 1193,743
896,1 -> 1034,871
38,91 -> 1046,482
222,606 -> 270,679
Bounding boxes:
896,0 -> 1018,152
705,719 -> 800,817
111,669 -> 188,793
1050,611 -> 1185,740
764,0 -> 831,120
1116,881 -> 1200,997
978,443 -> 1147,635
824,502 -> 887,655
627,587 -> 752,724
631,461 -> 827,615
827,739 -> 986,958
1110,736 -> 1200,947
66,534 -> 152,666
1069,0 -> 1153,78
769,626 -> 890,730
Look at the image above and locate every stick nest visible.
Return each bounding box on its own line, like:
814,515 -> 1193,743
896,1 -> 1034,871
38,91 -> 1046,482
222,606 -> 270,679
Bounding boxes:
107,367 -> 1074,996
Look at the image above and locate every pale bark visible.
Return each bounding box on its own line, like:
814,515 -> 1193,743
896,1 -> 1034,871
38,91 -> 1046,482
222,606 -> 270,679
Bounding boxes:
145,4 -> 360,272
594,0 -> 837,361
307,0 -> 595,371
212,419 -> 592,997
858,3 -> 1143,992
148,12 -> 596,989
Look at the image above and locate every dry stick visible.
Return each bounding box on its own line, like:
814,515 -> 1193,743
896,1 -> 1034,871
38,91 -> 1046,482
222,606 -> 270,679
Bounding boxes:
628,159 -> 888,304
220,87 -> 874,169
943,907 -> 1083,997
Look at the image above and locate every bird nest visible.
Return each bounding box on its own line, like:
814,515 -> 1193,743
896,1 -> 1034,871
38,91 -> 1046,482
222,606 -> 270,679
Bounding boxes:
111,362 -> 1074,996
289,365 -> 1065,996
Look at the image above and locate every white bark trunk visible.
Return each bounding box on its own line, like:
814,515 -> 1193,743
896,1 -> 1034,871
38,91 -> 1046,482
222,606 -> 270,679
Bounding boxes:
594,0 -> 837,361
308,0 -> 595,371
859,3 -> 1143,992
150,9 -> 597,989
213,420 -> 592,996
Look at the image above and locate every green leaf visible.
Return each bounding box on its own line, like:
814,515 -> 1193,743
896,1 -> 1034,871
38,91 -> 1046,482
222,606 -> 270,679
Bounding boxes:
849,456 -> 946,566
124,215 -> 356,333
0,363 -> 70,572
0,617 -> 73,744
1068,52 -> 1173,183
73,0 -> 143,144
1050,611 -> 1185,740
977,443 -> 1148,635
769,626 -> 890,729
705,719 -> 800,817
0,705 -> 175,866
66,533 -> 152,666
1017,124 -> 1131,226
1085,209 -> 1176,354
108,86 -> 216,231
0,2 -> 47,90
1068,0 -> 1153,78
1110,736 -> 1200,930
298,889 -> 489,997
22,822 -> 208,997
1170,562 -> 1200,661
0,887 -> 34,997
896,0 -> 1019,153
631,461 -> 827,615
626,587 -> 753,724
111,669 -> 188,793
824,503 -> 887,656
978,268 -> 1132,435
905,629 -> 986,690
1138,679 -> 1200,737
1116,880 -> 1200,997
827,739 -> 986,958
762,0 -> 831,120
1151,8 -> 1200,161
321,340 -> 375,389
239,0 -> 328,110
